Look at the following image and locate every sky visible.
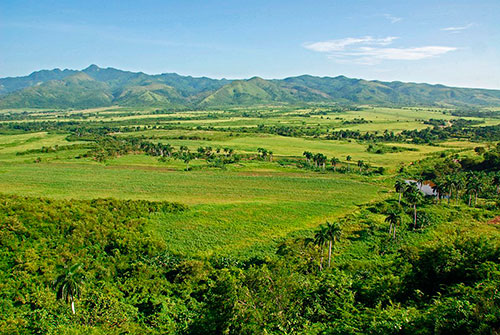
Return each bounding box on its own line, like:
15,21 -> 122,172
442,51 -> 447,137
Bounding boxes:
1,0 -> 499,89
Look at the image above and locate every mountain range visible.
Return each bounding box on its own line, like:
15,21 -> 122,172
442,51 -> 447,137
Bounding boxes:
1,65 -> 500,109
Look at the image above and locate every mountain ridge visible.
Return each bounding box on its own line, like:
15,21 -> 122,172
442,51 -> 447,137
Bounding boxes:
1,65 -> 500,109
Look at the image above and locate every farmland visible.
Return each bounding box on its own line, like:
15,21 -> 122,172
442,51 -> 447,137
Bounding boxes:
1,104 -> 500,333
0,106 -> 494,256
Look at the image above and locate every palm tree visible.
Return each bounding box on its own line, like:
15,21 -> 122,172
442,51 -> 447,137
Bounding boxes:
309,226 -> 328,270
53,263 -> 85,314
453,174 -> 465,204
433,180 -> 445,204
385,210 -> 401,239
164,144 -> 173,157
357,160 -> 364,172
182,152 -> 193,170
465,179 -> 474,206
444,176 -> 455,205
404,183 -> 423,228
257,147 -> 268,160
473,174 -> 483,206
303,151 -> 313,165
330,157 -> 340,171
324,221 -> 342,267
466,173 -> 483,206
394,179 -> 406,204
314,153 -> 327,170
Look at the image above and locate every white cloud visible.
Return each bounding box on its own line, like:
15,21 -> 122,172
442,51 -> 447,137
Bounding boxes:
383,14 -> 402,23
303,36 -> 397,52
441,23 -> 474,32
304,36 -> 457,64
354,46 -> 457,60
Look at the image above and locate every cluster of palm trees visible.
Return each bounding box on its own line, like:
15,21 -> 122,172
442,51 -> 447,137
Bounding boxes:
432,173 -> 488,207
150,145 -> 240,170
407,171 -> 500,208
197,146 -> 234,158
305,221 -> 342,270
87,136 -> 242,169
303,151 -> 328,170
302,151 -> 367,173
393,170 -> 500,234
394,180 -> 423,228
257,147 -> 274,161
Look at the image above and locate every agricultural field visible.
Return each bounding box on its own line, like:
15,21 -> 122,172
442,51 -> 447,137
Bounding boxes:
1,104 -> 500,333
0,105 -> 495,257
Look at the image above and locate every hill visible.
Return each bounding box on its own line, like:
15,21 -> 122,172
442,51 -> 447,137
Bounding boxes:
1,65 -> 500,108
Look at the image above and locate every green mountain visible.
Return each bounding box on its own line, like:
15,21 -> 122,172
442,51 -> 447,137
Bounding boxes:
0,68 -> 78,96
1,65 -> 500,109
115,83 -> 184,106
0,72 -> 113,108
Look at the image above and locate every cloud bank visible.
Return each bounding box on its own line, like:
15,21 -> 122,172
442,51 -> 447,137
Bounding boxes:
303,36 -> 456,64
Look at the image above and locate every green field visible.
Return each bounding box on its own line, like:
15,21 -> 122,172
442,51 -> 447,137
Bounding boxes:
0,106 -> 493,256
1,104 -> 499,333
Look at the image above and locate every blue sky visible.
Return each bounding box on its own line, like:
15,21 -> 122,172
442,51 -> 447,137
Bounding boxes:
1,0 -> 499,88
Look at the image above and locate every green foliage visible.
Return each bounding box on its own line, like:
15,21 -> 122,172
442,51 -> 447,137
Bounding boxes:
0,193 -> 499,333
0,96 -> 500,333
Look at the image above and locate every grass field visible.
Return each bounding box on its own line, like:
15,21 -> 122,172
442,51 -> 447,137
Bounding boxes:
0,105 -> 491,256
0,159 -> 386,256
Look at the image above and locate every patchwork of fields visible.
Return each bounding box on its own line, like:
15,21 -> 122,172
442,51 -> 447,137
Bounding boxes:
0,106 -> 493,256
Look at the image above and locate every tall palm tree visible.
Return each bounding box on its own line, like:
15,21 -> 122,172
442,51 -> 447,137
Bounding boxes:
444,176 -> 455,205
453,174 -> 464,204
261,148 -> 268,160
314,153 -> 327,170
165,144 -> 173,157
182,152 -> 193,170
324,221 -> 342,267
385,210 -> 401,239
303,151 -> 313,165
394,179 -> 405,204
53,263 -> 85,314
404,183 -> 423,228
465,179 -> 474,206
357,160 -> 364,172
464,172 -> 482,206
433,180 -> 445,204
330,157 -> 340,171
310,226 -> 328,270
